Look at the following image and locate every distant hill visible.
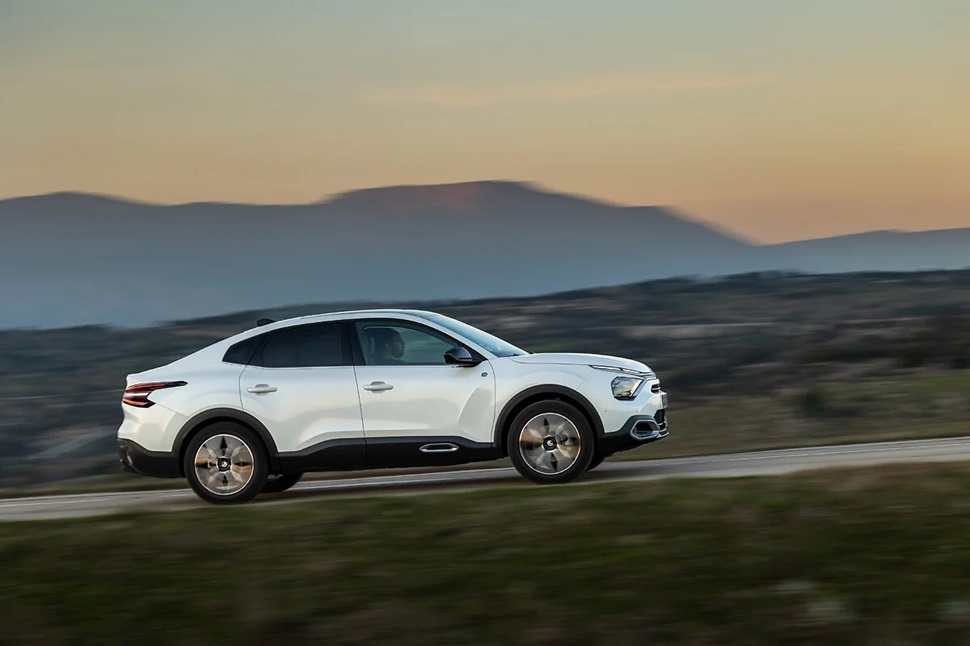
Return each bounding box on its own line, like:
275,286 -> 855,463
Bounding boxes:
769,229 -> 970,273
1,181 -> 967,328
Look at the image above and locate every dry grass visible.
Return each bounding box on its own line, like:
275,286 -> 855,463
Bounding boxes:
3,463 -> 970,643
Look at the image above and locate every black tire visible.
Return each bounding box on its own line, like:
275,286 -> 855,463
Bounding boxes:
507,400 -> 595,485
183,421 -> 268,504
261,472 -> 303,494
586,454 -> 607,472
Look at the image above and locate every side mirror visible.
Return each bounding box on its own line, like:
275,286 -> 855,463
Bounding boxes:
444,346 -> 481,367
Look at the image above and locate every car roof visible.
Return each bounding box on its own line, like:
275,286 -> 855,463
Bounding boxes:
257,309 -> 444,331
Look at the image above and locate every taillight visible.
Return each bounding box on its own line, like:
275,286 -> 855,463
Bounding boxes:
122,381 -> 187,408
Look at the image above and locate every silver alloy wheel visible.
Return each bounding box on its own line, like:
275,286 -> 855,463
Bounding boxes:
517,412 -> 583,475
193,433 -> 255,496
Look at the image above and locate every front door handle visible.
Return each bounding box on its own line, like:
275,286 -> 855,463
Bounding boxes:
247,384 -> 278,394
362,381 -> 394,392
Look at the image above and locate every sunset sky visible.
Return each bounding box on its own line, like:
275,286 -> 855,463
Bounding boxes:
2,0 -> 967,242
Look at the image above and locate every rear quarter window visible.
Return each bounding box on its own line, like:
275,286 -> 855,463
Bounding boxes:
222,334 -> 264,365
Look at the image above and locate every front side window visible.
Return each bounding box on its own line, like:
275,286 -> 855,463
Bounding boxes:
255,323 -> 347,368
355,321 -> 457,366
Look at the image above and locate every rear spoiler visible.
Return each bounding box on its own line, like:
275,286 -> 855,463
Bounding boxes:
256,318 -> 275,327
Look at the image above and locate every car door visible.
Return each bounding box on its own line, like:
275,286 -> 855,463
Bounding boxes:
351,319 -> 496,467
239,322 -> 365,469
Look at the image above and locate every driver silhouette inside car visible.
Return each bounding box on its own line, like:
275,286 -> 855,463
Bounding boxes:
372,328 -> 407,365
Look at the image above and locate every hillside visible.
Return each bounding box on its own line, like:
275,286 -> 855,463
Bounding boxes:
3,181 -> 966,328
2,269 -> 970,486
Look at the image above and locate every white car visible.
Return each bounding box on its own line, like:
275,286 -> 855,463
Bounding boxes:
118,310 -> 668,503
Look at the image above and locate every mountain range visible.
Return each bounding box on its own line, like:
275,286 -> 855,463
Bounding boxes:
1,181 -> 967,328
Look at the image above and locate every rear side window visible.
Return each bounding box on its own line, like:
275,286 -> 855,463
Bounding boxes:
255,323 -> 348,368
223,335 -> 264,365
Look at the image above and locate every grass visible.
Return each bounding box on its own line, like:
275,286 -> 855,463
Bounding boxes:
3,463 -> 970,644
632,371 -> 970,460
831,371 -> 970,398
2,371 -> 966,498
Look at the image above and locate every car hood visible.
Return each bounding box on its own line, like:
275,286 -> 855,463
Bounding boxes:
509,352 -> 651,373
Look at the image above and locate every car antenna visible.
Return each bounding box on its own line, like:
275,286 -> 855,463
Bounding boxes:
256,318 -> 275,327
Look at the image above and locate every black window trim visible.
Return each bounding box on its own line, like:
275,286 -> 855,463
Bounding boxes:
346,318 -> 485,367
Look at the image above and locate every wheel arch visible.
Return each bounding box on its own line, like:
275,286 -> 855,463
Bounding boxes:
174,408 -> 281,476
493,385 -> 604,456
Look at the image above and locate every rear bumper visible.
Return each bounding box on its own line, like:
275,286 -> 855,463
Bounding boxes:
598,413 -> 668,457
118,439 -> 181,479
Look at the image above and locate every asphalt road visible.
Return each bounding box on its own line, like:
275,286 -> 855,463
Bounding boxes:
3,436 -> 970,522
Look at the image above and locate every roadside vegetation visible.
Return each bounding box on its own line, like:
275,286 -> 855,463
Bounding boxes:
2,270 -> 969,488
3,463 -> 970,644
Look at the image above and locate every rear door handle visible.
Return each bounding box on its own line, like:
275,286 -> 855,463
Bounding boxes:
362,381 -> 394,392
247,384 -> 278,394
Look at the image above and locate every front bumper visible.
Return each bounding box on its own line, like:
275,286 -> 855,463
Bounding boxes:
597,412 -> 669,457
118,439 -> 181,478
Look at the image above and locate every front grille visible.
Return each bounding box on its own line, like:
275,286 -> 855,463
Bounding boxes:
653,409 -> 666,425
651,383 -> 661,393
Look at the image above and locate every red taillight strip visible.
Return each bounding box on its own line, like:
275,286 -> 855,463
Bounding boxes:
122,381 -> 187,408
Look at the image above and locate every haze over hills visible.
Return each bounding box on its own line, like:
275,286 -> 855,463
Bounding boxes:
1,181 -> 968,328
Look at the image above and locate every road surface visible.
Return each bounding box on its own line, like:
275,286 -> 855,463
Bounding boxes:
2,436 -> 970,521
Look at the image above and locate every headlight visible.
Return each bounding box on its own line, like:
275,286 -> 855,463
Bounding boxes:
591,364 -> 656,379
611,376 -> 644,400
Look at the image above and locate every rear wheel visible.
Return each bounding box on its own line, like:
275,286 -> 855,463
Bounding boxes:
183,422 -> 268,504
507,400 -> 594,484
261,472 -> 303,494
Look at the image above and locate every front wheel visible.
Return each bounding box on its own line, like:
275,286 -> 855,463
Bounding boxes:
184,422 -> 268,504
507,400 -> 595,484
261,472 -> 303,494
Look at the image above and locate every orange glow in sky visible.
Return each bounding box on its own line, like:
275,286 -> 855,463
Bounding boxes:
1,1 -> 967,242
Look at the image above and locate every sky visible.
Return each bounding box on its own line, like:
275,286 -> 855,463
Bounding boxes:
1,0 -> 967,243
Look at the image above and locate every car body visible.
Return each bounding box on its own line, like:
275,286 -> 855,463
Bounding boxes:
117,310 -> 668,503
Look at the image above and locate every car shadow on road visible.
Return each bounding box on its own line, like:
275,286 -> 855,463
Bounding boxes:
251,463 -> 660,504
580,461 -> 659,481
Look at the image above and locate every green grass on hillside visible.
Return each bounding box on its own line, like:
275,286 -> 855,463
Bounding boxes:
2,372 -> 967,498
3,464 -> 970,644
638,372 -> 970,459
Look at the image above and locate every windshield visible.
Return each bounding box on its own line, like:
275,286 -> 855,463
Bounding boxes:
427,315 -> 527,357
